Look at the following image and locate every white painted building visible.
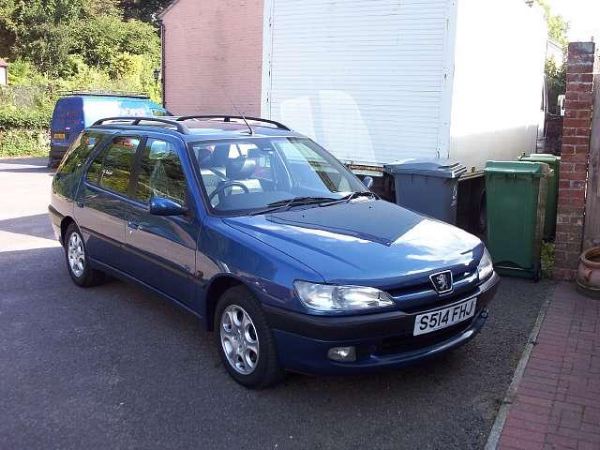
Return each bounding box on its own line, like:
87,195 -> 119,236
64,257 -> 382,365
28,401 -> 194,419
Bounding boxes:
162,0 -> 547,174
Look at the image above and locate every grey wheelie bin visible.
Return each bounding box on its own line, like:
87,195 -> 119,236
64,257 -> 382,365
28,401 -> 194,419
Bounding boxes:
384,159 -> 467,224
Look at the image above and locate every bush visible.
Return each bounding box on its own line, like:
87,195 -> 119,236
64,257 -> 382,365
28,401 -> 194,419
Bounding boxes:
0,108 -> 51,130
0,129 -> 49,158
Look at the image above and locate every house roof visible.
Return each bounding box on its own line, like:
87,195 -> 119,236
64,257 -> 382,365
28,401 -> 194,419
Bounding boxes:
158,0 -> 182,20
0,59 -> 8,68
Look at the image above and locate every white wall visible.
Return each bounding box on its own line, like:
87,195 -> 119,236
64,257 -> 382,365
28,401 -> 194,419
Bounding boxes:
264,0 -> 455,166
448,0 -> 547,173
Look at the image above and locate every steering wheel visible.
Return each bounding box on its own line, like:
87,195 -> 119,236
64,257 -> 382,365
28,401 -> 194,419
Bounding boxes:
208,181 -> 250,202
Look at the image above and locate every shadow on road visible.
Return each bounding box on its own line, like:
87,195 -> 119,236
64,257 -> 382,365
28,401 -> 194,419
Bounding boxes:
0,157 -> 49,166
0,213 -> 56,241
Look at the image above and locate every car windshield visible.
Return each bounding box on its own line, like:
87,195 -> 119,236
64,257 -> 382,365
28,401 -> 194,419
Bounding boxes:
189,137 -> 368,215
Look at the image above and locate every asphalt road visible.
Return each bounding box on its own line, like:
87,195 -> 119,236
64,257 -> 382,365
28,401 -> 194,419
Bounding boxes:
0,157 -> 553,450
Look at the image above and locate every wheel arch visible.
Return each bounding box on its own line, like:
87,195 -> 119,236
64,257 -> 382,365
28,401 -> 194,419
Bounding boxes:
60,216 -> 76,244
204,275 -> 248,331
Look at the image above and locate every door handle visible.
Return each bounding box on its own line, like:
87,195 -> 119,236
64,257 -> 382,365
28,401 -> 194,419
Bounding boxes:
127,221 -> 140,230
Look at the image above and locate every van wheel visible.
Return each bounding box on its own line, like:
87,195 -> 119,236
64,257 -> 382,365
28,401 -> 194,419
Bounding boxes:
64,223 -> 105,287
214,286 -> 284,388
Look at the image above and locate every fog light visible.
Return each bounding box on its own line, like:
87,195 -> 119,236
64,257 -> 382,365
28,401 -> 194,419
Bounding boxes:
327,346 -> 356,362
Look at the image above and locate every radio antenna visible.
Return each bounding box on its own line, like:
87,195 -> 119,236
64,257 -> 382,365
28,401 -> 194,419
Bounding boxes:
219,85 -> 254,135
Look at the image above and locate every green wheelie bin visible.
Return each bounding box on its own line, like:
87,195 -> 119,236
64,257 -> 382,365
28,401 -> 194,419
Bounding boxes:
485,161 -> 552,281
519,153 -> 560,240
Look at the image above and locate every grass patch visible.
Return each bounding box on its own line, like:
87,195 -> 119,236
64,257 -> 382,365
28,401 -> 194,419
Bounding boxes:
541,241 -> 555,279
0,129 -> 49,158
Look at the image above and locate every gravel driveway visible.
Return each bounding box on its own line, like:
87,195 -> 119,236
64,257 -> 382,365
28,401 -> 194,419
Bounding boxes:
0,157 -> 553,450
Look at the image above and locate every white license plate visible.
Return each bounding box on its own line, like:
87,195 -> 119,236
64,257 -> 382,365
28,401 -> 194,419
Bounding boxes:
413,298 -> 477,336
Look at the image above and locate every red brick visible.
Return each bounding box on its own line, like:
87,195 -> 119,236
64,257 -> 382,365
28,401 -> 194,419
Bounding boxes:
567,63 -> 594,74
567,73 -> 594,83
499,435 -> 544,450
567,82 -> 594,93
505,416 -> 549,434
564,100 -> 592,111
555,427 -> 600,444
162,0 -> 264,115
511,408 -> 552,424
504,426 -> 547,443
559,409 -> 583,430
578,441 -> 600,450
516,393 -> 554,408
545,433 -> 578,448
583,407 -> 600,425
564,119 -> 592,129
562,136 -> 591,146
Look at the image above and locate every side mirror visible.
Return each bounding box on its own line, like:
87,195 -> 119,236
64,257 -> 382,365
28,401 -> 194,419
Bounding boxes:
149,197 -> 187,216
362,176 -> 374,190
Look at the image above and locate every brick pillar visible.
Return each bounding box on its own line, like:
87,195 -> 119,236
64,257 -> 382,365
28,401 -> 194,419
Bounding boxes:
554,42 -> 596,280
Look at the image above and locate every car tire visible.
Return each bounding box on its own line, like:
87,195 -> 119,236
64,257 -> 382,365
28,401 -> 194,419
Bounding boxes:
64,223 -> 105,287
214,286 -> 284,388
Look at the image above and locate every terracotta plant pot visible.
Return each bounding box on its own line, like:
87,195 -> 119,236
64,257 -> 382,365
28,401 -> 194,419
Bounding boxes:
577,247 -> 600,299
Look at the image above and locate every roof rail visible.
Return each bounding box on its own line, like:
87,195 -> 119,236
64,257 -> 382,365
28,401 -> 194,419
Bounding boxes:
59,90 -> 150,99
176,115 -> 291,131
92,117 -> 188,134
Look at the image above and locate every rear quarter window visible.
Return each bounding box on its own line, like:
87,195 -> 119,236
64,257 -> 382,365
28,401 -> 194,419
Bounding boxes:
86,136 -> 140,196
56,132 -> 105,175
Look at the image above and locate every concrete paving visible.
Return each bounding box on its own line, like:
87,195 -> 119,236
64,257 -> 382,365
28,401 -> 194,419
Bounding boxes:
0,157 -> 553,450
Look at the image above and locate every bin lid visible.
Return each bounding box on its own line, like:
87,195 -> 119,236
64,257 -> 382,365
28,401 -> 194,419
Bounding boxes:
484,160 -> 552,177
519,153 -> 561,164
383,159 -> 467,179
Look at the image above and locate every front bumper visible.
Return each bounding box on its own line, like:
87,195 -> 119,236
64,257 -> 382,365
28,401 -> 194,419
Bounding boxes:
264,272 -> 500,375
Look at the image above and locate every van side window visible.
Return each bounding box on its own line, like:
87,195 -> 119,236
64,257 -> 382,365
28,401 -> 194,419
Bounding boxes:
135,139 -> 187,205
58,132 -> 104,175
86,136 -> 140,196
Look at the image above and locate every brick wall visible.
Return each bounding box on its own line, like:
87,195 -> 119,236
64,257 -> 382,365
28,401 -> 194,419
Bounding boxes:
161,0 -> 264,116
554,42 -> 596,280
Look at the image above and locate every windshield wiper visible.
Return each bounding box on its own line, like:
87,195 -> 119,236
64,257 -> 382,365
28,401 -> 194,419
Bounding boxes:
321,191 -> 380,206
248,196 -> 338,216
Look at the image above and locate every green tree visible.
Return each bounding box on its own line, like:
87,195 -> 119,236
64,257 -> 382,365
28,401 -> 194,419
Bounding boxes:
535,0 -> 569,47
119,0 -> 172,24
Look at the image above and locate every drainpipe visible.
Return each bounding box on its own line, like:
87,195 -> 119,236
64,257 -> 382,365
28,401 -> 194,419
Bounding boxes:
160,20 -> 167,110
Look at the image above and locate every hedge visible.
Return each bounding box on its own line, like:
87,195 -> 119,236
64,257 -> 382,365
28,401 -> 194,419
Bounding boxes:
0,129 -> 49,158
0,109 -> 51,131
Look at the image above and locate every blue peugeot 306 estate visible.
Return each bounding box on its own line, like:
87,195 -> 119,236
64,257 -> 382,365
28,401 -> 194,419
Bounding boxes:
49,115 -> 499,388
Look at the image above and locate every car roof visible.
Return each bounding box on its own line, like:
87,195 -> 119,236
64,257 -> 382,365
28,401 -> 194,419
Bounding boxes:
88,116 -> 305,142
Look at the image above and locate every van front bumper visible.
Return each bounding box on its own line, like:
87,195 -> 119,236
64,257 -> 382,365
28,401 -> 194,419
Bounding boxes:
264,272 -> 500,375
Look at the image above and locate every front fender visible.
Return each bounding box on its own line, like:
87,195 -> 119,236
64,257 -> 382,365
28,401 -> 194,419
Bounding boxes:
197,218 -> 323,322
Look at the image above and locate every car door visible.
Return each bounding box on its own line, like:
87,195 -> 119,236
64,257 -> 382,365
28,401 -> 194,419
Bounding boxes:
75,134 -> 141,272
124,136 -> 199,307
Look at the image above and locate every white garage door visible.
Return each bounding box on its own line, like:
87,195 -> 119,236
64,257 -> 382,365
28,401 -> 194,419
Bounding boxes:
262,0 -> 456,166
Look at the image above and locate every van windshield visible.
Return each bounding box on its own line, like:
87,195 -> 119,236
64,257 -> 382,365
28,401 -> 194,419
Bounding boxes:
189,137 -> 367,215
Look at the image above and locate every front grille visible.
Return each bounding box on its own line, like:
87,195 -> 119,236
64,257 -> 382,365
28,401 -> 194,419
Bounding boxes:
398,287 -> 479,314
386,270 -> 475,298
375,319 -> 474,356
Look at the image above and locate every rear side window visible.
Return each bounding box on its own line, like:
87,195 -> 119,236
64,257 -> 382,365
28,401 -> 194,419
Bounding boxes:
135,139 -> 187,205
86,136 -> 140,196
57,132 -> 104,175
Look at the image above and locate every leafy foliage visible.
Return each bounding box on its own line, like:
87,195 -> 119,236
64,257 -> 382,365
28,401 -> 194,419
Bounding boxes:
120,0 -> 173,24
545,58 -> 566,106
0,0 -> 165,156
0,129 -> 49,157
0,107 -> 51,130
535,0 -> 569,48
0,0 -> 160,77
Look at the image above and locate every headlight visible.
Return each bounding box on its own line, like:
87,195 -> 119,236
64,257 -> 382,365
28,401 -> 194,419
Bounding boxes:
294,281 -> 395,312
477,248 -> 494,281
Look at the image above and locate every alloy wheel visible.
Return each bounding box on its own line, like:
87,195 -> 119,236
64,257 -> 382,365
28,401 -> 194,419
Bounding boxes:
220,305 -> 260,375
67,232 -> 85,278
